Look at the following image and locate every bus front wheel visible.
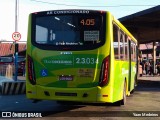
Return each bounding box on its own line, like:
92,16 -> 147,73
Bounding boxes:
121,82 -> 127,105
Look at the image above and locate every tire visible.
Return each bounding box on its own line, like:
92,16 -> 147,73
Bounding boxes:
130,88 -> 135,94
131,80 -> 135,94
131,75 -> 137,94
134,74 -> 138,87
121,82 -> 127,105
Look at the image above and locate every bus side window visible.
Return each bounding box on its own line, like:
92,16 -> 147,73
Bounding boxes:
125,35 -> 128,60
119,31 -> 125,60
113,24 -> 119,59
131,41 -> 136,61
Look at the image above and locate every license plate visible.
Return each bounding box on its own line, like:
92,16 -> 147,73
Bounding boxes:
59,75 -> 73,81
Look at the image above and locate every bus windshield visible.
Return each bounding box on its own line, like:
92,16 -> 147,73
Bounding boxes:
32,11 -> 106,50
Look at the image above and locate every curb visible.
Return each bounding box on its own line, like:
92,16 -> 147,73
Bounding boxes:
1,81 -> 26,95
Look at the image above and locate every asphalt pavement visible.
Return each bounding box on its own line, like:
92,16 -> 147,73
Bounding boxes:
0,75 -> 160,119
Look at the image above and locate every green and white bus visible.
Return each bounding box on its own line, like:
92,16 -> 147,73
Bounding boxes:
26,9 -> 137,105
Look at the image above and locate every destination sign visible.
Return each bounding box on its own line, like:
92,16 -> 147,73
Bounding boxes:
47,10 -> 90,15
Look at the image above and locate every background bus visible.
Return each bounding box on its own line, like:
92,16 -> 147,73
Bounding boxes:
26,9 -> 137,105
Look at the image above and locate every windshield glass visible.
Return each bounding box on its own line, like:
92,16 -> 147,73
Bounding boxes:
32,10 -> 106,50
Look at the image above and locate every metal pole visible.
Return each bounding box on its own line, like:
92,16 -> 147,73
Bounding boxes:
15,0 -> 18,32
14,0 -> 18,81
153,42 -> 156,75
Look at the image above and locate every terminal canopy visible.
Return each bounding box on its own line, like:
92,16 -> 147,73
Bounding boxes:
119,5 -> 160,44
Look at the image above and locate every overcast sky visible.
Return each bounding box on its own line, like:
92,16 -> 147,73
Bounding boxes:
0,0 -> 160,41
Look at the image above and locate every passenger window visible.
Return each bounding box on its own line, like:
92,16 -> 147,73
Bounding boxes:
133,43 -> 137,61
113,24 -> 128,61
113,24 -> 119,59
131,41 -> 136,61
119,31 -> 125,60
125,36 -> 128,60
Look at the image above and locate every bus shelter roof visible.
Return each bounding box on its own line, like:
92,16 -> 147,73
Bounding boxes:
119,5 -> 160,44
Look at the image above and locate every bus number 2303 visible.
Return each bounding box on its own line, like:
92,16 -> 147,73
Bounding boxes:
75,58 -> 98,64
